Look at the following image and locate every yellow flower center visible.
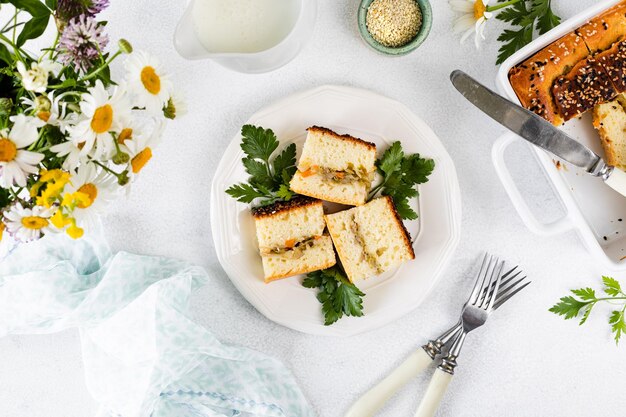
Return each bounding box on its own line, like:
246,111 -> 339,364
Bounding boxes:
21,216 -> 49,230
76,183 -> 98,208
0,222 -> 4,241
91,104 -> 113,134
37,111 -> 51,122
140,66 -> 161,95
131,147 -> 152,173
0,138 -> 17,162
118,128 -> 133,144
474,0 -> 486,20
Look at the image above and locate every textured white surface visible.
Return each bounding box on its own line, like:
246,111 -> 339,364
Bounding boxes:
1,1 -> 626,416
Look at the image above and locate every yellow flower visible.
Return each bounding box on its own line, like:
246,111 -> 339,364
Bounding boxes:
51,209 -> 71,228
62,191 -> 92,210
32,169 -> 72,207
66,221 -> 84,239
0,221 -> 4,241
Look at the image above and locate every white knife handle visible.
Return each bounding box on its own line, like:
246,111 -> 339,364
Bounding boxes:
344,349 -> 433,417
605,168 -> 626,198
413,368 -> 453,417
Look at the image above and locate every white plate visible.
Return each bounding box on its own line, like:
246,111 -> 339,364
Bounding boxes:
210,85 -> 461,336
494,0 -> 626,271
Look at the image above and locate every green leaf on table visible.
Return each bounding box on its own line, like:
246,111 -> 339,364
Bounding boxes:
496,26 -> 533,65
571,287 -> 596,301
551,276 -> 626,346
532,0 -> 561,34
549,295 -> 591,320
603,276 -> 623,297
609,310 -> 626,345
494,0 -> 561,65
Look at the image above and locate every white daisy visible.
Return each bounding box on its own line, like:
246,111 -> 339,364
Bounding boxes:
0,114 -> 45,187
449,0 -> 493,49
67,80 -> 131,160
122,120 -> 164,176
49,140 -> 87,171
21,91 -> 76,133
125,51 -> 172,114
16,59 -> 62,93
64,162 -> 118,228
3,203 -> 56,241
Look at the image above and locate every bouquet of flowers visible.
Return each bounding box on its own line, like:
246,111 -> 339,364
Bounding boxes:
0,0 -> 182,242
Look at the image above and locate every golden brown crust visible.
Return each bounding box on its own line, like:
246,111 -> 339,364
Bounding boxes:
381,196 -> 415,260
552,56 -> 617,121
578,2 -> 626,53
508,32 -> 589,125
307,126 -> 376,150
251,195 -> 321,219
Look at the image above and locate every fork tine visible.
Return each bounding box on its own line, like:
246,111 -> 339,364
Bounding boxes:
484,259 -> 505,311
468,253 -> 490,304
494,278 -> 530,310
497,273 -> 525,297
474,255 -> 496,305
483,268 -> 521,302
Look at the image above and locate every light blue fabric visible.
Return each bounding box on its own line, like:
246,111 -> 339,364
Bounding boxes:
0,229 -> 316,417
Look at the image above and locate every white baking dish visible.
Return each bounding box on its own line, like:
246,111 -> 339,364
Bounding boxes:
494,0 -> 626,271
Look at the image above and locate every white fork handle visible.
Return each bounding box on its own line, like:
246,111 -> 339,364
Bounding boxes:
344,349 -> 433,417
605,168 -> 626,198
413,369 -> 453,417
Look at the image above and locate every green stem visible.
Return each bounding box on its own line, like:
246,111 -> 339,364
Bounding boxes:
79,50 -> 122,82
48,31 -> 60,60
90,159 -> 124,178
486,0 -> 522,12
593,297 -> 626,302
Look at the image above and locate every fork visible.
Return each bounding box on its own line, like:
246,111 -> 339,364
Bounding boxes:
345,254 -> 529,417
413,254 -> 504,417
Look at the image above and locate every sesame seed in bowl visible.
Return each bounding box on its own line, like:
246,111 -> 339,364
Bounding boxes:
357,0 -> 432,56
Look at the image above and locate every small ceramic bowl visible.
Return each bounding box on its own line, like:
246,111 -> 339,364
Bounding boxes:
358,0 -> 432,56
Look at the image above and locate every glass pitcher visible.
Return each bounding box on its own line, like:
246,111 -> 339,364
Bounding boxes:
174,0 -> 317,73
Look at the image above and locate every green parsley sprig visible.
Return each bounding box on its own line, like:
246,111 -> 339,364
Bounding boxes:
550,276 -> 626,345
226,125 -> 298,206
368,141 -> 435,220
303,267 -> 365,326
494,0 -> 561,65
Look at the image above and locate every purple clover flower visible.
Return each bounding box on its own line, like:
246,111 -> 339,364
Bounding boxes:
57,0 -> 110,21
56,14 -> 109,73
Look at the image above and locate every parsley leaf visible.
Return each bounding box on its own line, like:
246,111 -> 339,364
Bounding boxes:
494,0 -> 561,65
369,141 -> 435,220
603,276 -> 623,297
225,183 -> 268,204
241,124 -> 279,162
550,276 -> 626,345
226,125 -> 299,206
609,310 -> 626,345
303,266 -> 365,326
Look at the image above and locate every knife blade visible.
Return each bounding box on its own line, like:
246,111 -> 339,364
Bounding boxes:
450,69 -> 626,198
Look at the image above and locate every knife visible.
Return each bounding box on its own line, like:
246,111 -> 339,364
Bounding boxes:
450,69 -> 626,198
